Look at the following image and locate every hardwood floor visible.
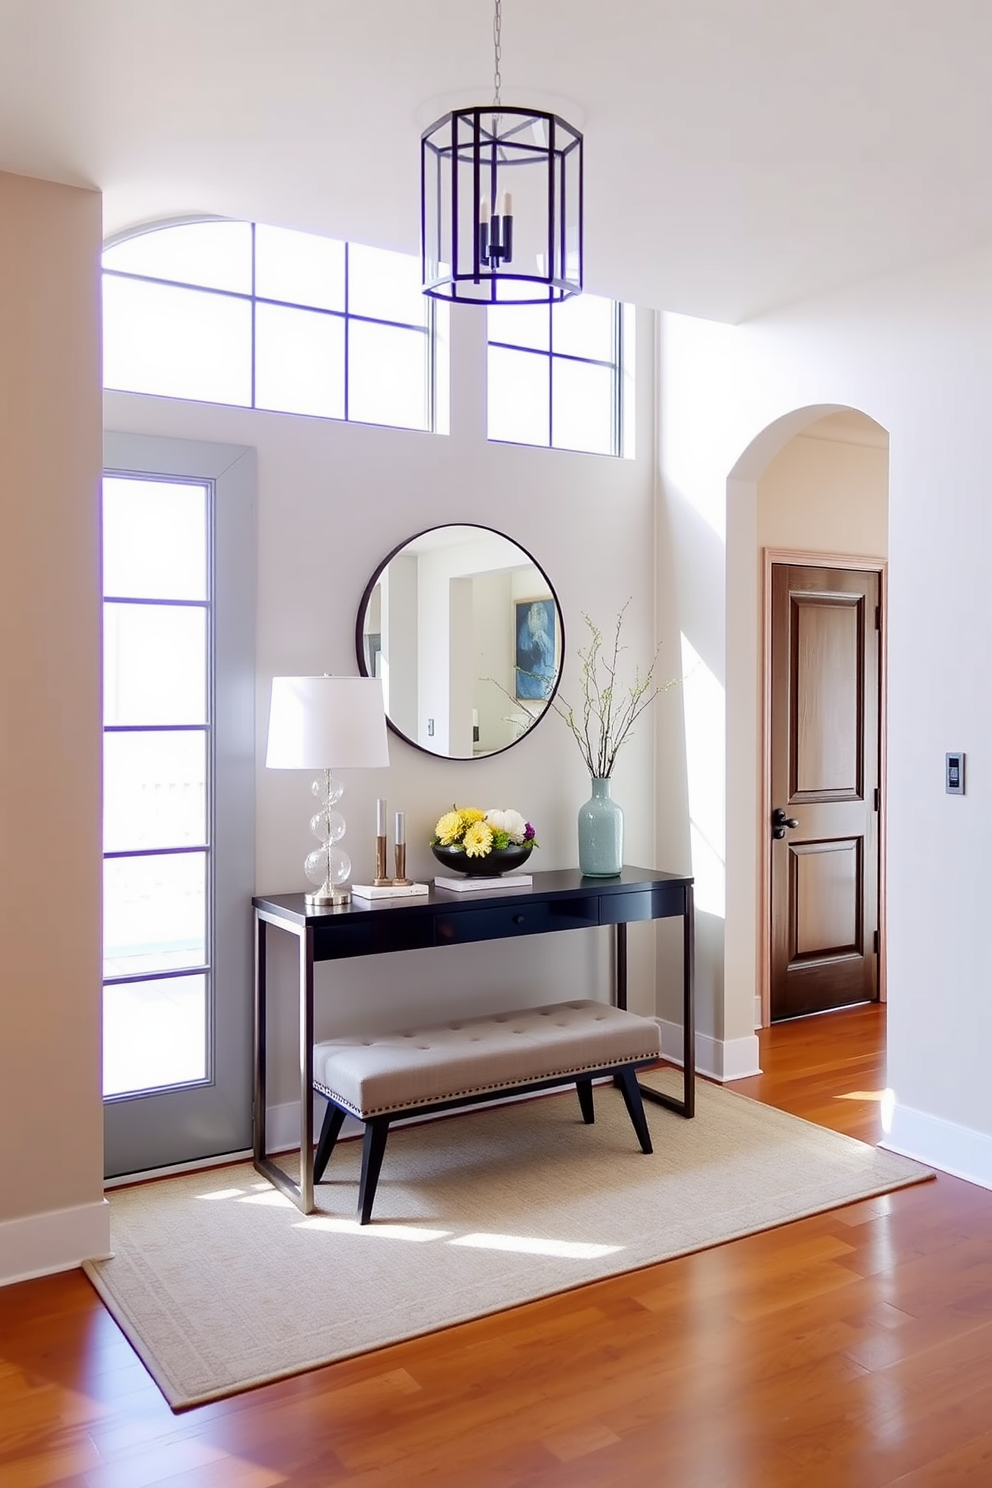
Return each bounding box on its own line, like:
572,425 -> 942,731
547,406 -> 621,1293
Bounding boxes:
4,1003 -> 992,1486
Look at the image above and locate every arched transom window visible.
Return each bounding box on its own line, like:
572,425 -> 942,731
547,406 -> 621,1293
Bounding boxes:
103,219 -> 437,433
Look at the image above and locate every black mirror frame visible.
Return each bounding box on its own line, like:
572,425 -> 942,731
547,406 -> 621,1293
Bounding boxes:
355,522 -> 565,760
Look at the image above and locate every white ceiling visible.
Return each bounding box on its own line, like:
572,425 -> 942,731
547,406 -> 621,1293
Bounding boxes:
2,0 -> 991,323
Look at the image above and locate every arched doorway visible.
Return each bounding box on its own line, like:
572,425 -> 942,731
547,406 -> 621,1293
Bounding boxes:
726,406 -> 889,1031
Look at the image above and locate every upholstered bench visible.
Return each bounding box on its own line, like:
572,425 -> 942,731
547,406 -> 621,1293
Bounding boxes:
312,998 -> 662,1223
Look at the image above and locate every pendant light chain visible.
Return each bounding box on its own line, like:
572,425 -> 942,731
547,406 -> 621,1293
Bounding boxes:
492,0 -> 502,109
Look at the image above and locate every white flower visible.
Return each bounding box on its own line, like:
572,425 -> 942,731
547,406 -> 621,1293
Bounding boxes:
485,808 -> 527,844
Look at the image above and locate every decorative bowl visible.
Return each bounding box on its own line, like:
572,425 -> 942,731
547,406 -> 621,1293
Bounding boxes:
431,843 -> 533,877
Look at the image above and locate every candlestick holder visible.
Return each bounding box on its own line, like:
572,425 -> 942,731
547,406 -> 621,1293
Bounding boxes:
392,843 -> 413,886
373,833 -> 391,886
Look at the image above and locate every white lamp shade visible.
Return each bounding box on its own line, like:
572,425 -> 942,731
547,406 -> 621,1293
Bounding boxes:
265,675 -> 390,770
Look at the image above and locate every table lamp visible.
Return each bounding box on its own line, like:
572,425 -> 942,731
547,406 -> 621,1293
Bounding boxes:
265,675 -> 390,905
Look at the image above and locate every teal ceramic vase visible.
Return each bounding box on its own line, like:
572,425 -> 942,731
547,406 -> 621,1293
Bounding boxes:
577,777 -> 623,876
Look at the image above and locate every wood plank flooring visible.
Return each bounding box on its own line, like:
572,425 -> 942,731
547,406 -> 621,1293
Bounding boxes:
3,1003 -> 992,1486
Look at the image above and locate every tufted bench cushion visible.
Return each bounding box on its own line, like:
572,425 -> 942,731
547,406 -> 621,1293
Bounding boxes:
312,999 -> 662,1223
313,999 -> 661,1117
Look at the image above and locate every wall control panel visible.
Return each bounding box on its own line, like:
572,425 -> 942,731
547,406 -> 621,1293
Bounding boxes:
946,752 -> 965,795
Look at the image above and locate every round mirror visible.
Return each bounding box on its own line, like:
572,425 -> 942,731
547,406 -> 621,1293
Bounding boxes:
356,523 -> 564,759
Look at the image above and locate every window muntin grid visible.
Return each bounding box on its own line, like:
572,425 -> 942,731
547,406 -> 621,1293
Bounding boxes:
103,220 -> 436,433
102,475 -> 212,1099
487,293 -> 628,456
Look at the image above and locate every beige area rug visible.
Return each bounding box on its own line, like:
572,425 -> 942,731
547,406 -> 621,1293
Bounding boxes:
84,1070 -> 932,1410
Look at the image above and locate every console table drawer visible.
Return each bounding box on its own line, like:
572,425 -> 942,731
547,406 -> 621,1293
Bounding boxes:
436,897 -> 598,945
312,913 -> 435,960
598,883 -> 687,925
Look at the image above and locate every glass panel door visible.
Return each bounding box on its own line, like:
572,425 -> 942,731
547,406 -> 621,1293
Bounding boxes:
102,435 -> 255,1178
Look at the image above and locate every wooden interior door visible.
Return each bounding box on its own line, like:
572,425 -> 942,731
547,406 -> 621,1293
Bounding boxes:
770,564 -> 880,1021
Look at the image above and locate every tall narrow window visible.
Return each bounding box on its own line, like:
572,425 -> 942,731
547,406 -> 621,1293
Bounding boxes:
487,295 -> 634,456
102,476 -> 212,1098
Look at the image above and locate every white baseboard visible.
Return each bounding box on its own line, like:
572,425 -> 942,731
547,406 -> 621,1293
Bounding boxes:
657,1019 -> 762,1082
0,1198 -> 111,1287
883,1103 -> 992,1191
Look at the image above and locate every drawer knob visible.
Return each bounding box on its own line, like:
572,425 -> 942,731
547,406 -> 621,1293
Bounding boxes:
513,914 -> 525,924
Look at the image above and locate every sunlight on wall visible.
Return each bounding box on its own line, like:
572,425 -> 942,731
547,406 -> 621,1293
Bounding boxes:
660,312 -> 738,540
680,633 -> 725,918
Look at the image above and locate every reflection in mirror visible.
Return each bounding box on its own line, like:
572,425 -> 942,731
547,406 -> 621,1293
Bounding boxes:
356,524 -> 563,759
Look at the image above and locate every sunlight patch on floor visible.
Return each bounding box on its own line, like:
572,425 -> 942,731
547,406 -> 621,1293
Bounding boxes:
835,1085 -> 895,1133
451,1232 -> 623,1260
295,1218 -> 451,1242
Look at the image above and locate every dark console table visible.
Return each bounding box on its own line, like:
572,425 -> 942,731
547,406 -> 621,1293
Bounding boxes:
253,865 -> 694,1214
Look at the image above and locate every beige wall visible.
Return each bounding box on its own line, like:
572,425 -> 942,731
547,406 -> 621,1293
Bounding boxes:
757,414 -> 889,557
0,171 -> 105,1270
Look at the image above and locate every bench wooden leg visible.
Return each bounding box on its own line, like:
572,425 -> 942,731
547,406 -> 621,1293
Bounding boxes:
358,1117 -> 390,1224
575,1079 -> 595,1124
617,1066 -> 653,1154
313,1101 -> 347,1183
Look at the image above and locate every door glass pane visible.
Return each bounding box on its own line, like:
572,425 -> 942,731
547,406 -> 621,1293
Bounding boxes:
102,479 -> 207,601
103,974 -> 207,1097
348,321 -> 428,430
104,852 -> 206,979
103,276 -> 252,405
104,731 -> 207,852
255,224 -> 345,311
488,346 -> 550,446
254,302 -> 345,419
102,221 -> 253,293
348,244 -> 426,326
552,358 -> 614,455
104,603 -> 207,725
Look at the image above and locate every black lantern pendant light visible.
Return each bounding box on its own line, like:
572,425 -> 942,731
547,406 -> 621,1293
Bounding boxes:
421,0 -> 583,304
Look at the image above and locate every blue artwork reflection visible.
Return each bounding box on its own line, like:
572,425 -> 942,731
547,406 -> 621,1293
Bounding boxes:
515,598 -> 556,699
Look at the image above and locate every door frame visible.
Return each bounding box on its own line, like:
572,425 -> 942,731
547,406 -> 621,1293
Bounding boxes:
760,548 -> 888,1027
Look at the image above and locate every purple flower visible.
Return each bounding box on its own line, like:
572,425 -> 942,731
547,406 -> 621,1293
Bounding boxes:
523,822 -> 535,841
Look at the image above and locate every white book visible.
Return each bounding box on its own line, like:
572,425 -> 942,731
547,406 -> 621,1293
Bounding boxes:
351,882 -> 431,900
433,874 -> 534,892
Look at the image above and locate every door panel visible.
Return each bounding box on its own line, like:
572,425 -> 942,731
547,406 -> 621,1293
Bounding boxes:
792,838 -> 860,957
771,564 -> 879,1021
794,598 -> 861,798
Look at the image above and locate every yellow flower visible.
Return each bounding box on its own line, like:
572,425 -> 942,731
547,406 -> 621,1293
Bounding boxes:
459,807 -> 486,826
463,821 -> 494,858
435,810 -> 462,845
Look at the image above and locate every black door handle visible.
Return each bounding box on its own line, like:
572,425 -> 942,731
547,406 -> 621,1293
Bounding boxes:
771,807 -> 799,840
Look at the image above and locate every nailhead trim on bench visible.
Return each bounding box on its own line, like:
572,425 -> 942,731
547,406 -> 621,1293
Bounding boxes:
314,1047 -> 661,1118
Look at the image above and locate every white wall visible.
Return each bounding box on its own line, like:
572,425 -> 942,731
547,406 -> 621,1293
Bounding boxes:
659,241 -> 992,1187
105,303 -> 667,1113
